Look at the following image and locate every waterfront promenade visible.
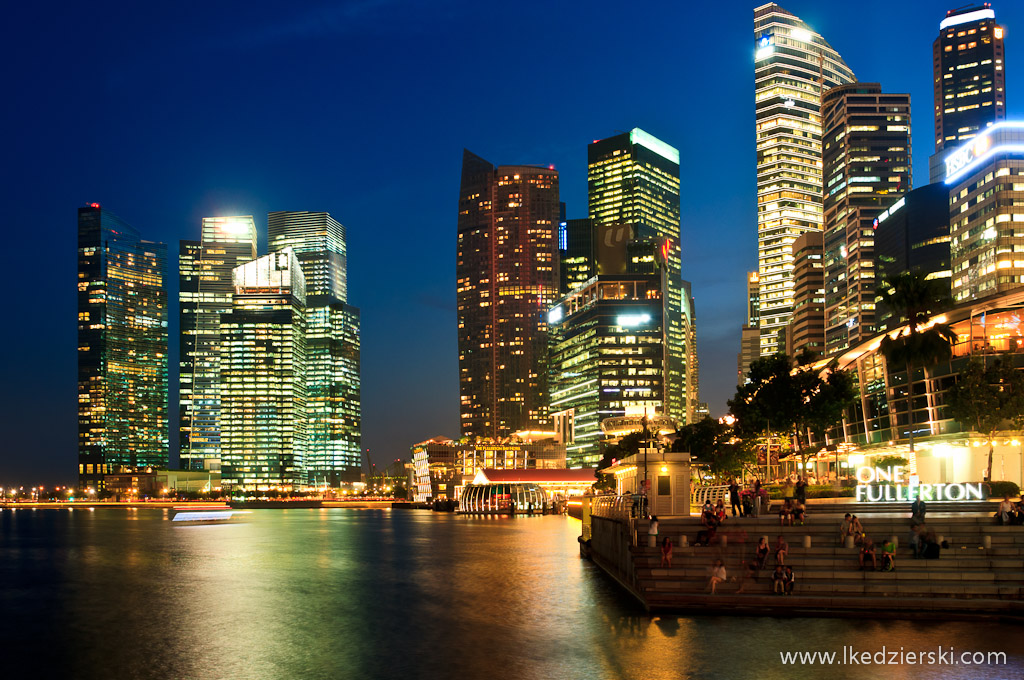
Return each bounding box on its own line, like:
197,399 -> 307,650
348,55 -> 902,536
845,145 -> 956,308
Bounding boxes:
586,500 -> 1024,620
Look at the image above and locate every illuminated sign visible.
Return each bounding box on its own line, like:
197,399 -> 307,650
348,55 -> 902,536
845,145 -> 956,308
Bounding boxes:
548,306 -> 563,324
617,313 -> 651,327
855,466 -> 984,502
875,196 -> 906,227
945,135 -> 991,181
939,8 -> 995,30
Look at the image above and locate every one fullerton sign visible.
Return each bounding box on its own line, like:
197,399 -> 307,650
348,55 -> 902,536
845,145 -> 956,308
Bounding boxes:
856,466 -> 984,502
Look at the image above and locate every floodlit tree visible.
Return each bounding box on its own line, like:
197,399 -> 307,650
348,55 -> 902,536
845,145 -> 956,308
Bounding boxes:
877,271 -> 956,471
946,358 -> 1024,482
670,417 -> 755,479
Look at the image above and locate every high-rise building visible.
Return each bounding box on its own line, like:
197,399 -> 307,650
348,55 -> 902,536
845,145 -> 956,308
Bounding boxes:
931,3 -> 1006,179
588,129 -> 687,425
77,204 -> 168,490
946,122 -> 1024,302
220,250 -> 307,492
787,230 -> 825,357
549,272 -> 666,467
178,216 -> 257,472
559,218 -> 595,295
873,183 -> 952,328
738,272 -> 760,384
821,83 -> 912,356
754,3 -> 856,355
457,151 -> 560,440
268,211 -> 361,484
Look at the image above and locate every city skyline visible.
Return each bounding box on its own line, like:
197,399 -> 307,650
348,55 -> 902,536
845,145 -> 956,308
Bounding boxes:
6,0 -> 1024,484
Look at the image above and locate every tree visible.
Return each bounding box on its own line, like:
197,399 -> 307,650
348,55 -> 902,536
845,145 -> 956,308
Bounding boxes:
728,353 -> 856,468
946,358 -> 1024,481
877,271 -> 956,472
670,418 -> 755,479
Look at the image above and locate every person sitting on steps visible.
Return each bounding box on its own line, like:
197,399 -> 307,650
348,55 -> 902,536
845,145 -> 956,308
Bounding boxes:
779,499 -> 794,526
772,565 -> 786,594
784,565 -> 795,595
859,538 -> 876,571
881,537 -> 896,572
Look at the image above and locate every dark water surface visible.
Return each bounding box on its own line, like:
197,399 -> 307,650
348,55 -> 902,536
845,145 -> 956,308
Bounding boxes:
2,508 -> 1021,680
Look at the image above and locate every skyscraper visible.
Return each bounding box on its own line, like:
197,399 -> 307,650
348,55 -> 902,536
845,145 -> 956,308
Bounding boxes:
268,211 -> 361,484
178,216 -> 257,472
457,151 -> 560,440
738,272 -> 760,385
559,217 -> 595,295
588,129 -> 687,425
754,3 -> 856,356
220,250 -> 307,492
681,279 -> 699,423
787,230 -> 825,357
78,204 -> 168,490
821,83 -> 911,356
932,4 -> 1006,157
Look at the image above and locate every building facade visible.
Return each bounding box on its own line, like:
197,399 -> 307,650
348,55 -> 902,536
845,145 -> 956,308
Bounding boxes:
178,215 -> 257,472
456,151 -> 560,440
681,279 -> 699,422
268,211 -> 361,484
78,204 -> 168,490
220,250 -> 308,492
738,272 -> 761,384
588,129 -> 687,424
559,217 -> 595,295
873,183 -> 952,328
821,83 -> 912,356
787,230 -> 825,357
548,273 -> 666,467
946,123 -> 1024,303
754,3 -> 856,355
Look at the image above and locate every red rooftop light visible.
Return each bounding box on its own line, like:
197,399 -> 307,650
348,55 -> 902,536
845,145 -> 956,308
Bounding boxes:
89,202 -> 100,208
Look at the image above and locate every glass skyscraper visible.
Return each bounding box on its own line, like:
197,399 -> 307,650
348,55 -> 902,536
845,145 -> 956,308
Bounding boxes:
587,129 -> 688,425
178,216 -> 257,471
268,211 -> 361,484
457,151 -> 560,441
754,3 -> 855,355
220,250 -> 308,492
77,204 -> 168,490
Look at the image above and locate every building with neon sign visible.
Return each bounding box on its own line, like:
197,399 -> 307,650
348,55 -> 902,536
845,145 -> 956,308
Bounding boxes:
220,250 -> 308,492
269,211 -> 361,485
178,215 -> 257,472
946,123 -> 1024,302
754,3 -> 856,357
456,151 -> 560,441
821,83 -> 911,356
588,129 -> 690,425
77,204 -> 168,490
548,272 -> 667,467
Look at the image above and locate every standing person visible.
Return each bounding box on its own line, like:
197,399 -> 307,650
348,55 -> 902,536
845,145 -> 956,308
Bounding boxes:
661,537 -> 674,568
795,476 -> 807,504
729,478 -> 741,517
911,497 -> 927,522
753,478 -> 762,517
649,515 -> 659,545
783,479 -> 795,503
708,559 -> 727,594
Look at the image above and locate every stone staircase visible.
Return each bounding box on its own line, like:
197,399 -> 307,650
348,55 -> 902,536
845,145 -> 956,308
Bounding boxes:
628,508 -> 1024,618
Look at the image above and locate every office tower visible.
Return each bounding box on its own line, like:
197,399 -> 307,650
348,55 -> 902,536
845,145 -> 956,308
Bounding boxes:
932,3 -> 1006,179
560,218 -> 595,295
179,216 -> 257,471
946,123 -> 1024,302
681,279 -> 699,423
873,184 -> 952,328
588,129 -> 687,424
269,211 -> 361,485
738,272 -> 760,384
457,151 -> 560,440
77,204 -> 168,490
787,230 -> 825,357
821,83 -> 912,356
549,272 -> 666,467
754,3 -> 856,356
220,250 -> 307,491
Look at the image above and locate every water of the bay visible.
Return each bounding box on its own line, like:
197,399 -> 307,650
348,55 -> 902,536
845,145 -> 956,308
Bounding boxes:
1,508 -> 1021,680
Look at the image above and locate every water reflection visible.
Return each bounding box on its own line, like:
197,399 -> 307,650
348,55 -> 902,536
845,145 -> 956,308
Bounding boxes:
1,509 -> 1021,680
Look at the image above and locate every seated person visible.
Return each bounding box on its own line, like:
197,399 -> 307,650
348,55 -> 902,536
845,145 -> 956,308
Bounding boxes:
736,560 -> 758,594
859,538 -> 876,571
839,513 -> 854,545
850,515 -> 865,545
714,499 -> 727,522
779,499 -> 794,526
922,529 -> 941,559
792,501 -> 806,525
708,560 -> 727,595
782,565 -> 798,593
998,496 -> 1014,525
881,537 -> 896,571
772,565 -> 786,594
755,536 -> 770,569
773,535 -> 788,566
696,523 -> 718,547
701,507 -> 718,528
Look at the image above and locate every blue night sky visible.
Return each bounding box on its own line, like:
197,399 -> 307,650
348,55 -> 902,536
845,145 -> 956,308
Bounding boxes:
3,0 -> 1023,484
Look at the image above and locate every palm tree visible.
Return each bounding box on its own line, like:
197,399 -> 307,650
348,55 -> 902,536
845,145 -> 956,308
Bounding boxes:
878,272 -> 957,472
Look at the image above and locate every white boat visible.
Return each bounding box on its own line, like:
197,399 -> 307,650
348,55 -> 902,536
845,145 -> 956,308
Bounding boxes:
169,504 -> 246,524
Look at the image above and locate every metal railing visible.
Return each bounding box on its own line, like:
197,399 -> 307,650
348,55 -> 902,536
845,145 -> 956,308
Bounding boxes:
691,484 -> 729,507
